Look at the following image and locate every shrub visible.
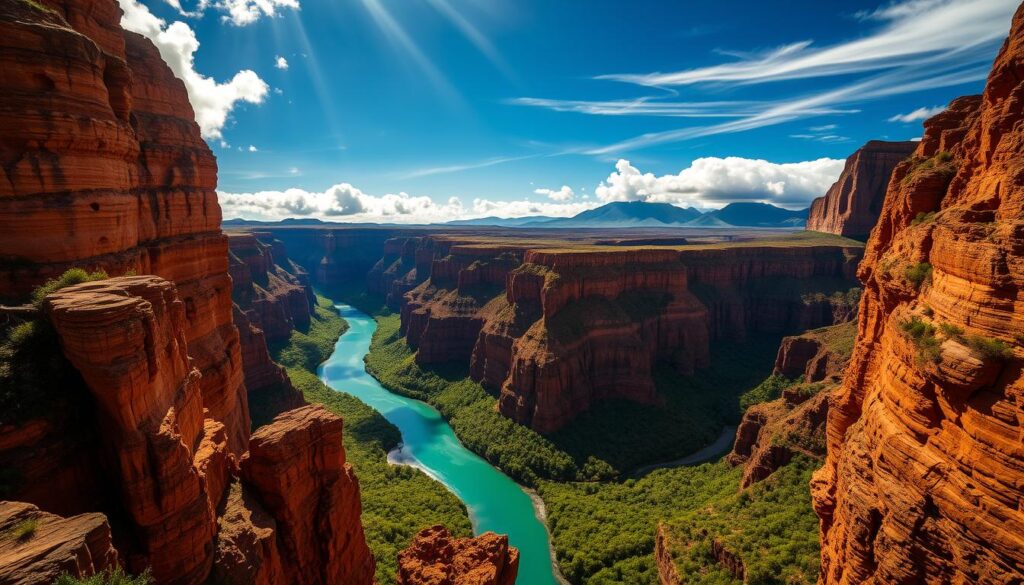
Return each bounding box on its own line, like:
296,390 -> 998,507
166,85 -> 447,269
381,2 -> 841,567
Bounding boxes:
911,211 -> 937,226
30,268 -> 107,308
905,262 -> 933,288
739,375 -> 792,411
938,323 -> 964,338
921,304 -> 934,317
9,519 -> 37,541
964,335 -> 1013,360
935,150 -> 953,163
900,317 -> 941,364
54,568 -> 152,585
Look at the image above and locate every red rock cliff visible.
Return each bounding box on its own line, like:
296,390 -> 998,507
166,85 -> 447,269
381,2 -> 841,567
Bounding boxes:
813,5 -> 1024,583
0,0 -> 249,454
806,141 -> 917,239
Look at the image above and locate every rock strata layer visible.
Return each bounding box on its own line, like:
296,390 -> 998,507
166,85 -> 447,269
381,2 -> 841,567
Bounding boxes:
813,5 -> 1024,583
806,141 -> 917,239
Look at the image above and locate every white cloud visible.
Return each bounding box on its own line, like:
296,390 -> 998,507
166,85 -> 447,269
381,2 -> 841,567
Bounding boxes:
516,0 -> 1013,154
534,185 -> 575,202
595,157 -> 845,208
601,0 -> 1014,87
888,105 -> 946,122
165,0 -> 300,25
248,145 -> 258,152
275,56 -> 289,70
118,0 -> 269,141
218,183 -> 596,223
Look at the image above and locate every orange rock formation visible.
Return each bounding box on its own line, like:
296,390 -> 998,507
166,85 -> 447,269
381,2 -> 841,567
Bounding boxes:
0,0 -> 248,453
806,141 -> 917,239
813,5 -> 1024,582
0,501 -> 118,585
397,525 -> 519,585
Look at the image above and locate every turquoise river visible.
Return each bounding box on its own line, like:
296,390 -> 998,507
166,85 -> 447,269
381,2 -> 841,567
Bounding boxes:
318,303 -> 560,585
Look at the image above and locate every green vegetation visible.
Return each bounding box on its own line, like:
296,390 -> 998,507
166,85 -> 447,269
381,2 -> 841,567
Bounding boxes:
1,269 -> 108,424
271,295 -> 470,584
963,335 -> 1013,360
54,569 -> 152,585
8,518 -> 38,541
739,375 -> 793,411
905,262 -> 933,289
539,456 -> 822,584
17,0 -> 58,15
365,308 -> 780,484
902,152 -> 957,185
899,316 -> 941,364
911,211 -> 937,226
938,322 -> 964,338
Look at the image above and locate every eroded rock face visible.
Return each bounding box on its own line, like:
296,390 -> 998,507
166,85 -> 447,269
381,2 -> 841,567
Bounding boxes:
44,276 -> 228,583
813,6 -> 1024,583
241,405 -> 376,585
0,0 -> 248,455
397,525 -> 519,585
0,501 -> 118,585
729,321 -> 855,489
807,141 -> 918,239
489,246 -> 859,433
229,232 -> 311,421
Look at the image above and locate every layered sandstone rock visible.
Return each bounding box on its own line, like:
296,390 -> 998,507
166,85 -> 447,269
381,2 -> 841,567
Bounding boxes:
729,321 -> 854,489
0,0 -> 249,454
654,523 -> 683,585
397,525 -> 519,585
813,6 -> 1024,583
807,141 -> 917,239
0,501 -> 118,584
44,276 -> 229,582
489,245 -> 859,433
241,405 -> 376,585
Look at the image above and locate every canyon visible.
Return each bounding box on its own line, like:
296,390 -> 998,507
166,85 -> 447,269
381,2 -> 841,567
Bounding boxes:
812,4 -> 1024,583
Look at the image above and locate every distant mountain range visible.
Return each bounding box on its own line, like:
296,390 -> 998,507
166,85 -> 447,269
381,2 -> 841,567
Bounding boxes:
224,201 -> 809,229
448,201 -> 808,229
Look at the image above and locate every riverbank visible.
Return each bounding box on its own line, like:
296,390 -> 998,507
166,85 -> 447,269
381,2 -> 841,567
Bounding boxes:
630,426 -> 737,478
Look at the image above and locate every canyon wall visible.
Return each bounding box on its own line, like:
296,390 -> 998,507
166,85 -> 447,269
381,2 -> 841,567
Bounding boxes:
813,5 -> 1024,583
0,0 -> 248,454
0,4 -> 380,583
806,140 -> 917,239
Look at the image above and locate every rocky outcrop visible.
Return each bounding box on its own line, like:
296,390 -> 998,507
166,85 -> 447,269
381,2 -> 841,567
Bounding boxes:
397,525 -> 519,585
488,245 -> 860,433
654,523 -> 682,585
729,321 -> 855,488
44,276 -> 229,582
807,140 -> 917,239
0,0 -> 248,454
241,405 -> 375,585
0,501 -> 118,585
813,6 -> 1024,583
773,319 -> 856,384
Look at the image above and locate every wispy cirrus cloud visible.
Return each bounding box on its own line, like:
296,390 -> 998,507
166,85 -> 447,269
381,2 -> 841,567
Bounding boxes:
888,105 -> 946,122
513,0 -> 1014,155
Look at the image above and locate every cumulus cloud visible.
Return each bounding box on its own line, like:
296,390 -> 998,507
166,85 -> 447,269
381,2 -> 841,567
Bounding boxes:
595,157 -> 844,208
219,183 -> 467,223
119,0 -> 269,140
534,185 -> 575,202
888,105 -> 946,122
247,145 -> 258,152
164,0 -> 300,25
275,56 -> 289,70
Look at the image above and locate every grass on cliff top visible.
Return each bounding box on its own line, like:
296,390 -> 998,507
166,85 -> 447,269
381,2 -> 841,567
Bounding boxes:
54,569 -> 152,585
0,269 -> 108,428
362,303 -> 780,485
270,295 -> 471,585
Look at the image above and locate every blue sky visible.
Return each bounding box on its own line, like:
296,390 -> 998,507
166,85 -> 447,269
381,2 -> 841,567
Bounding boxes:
119,0 -> 1017,222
